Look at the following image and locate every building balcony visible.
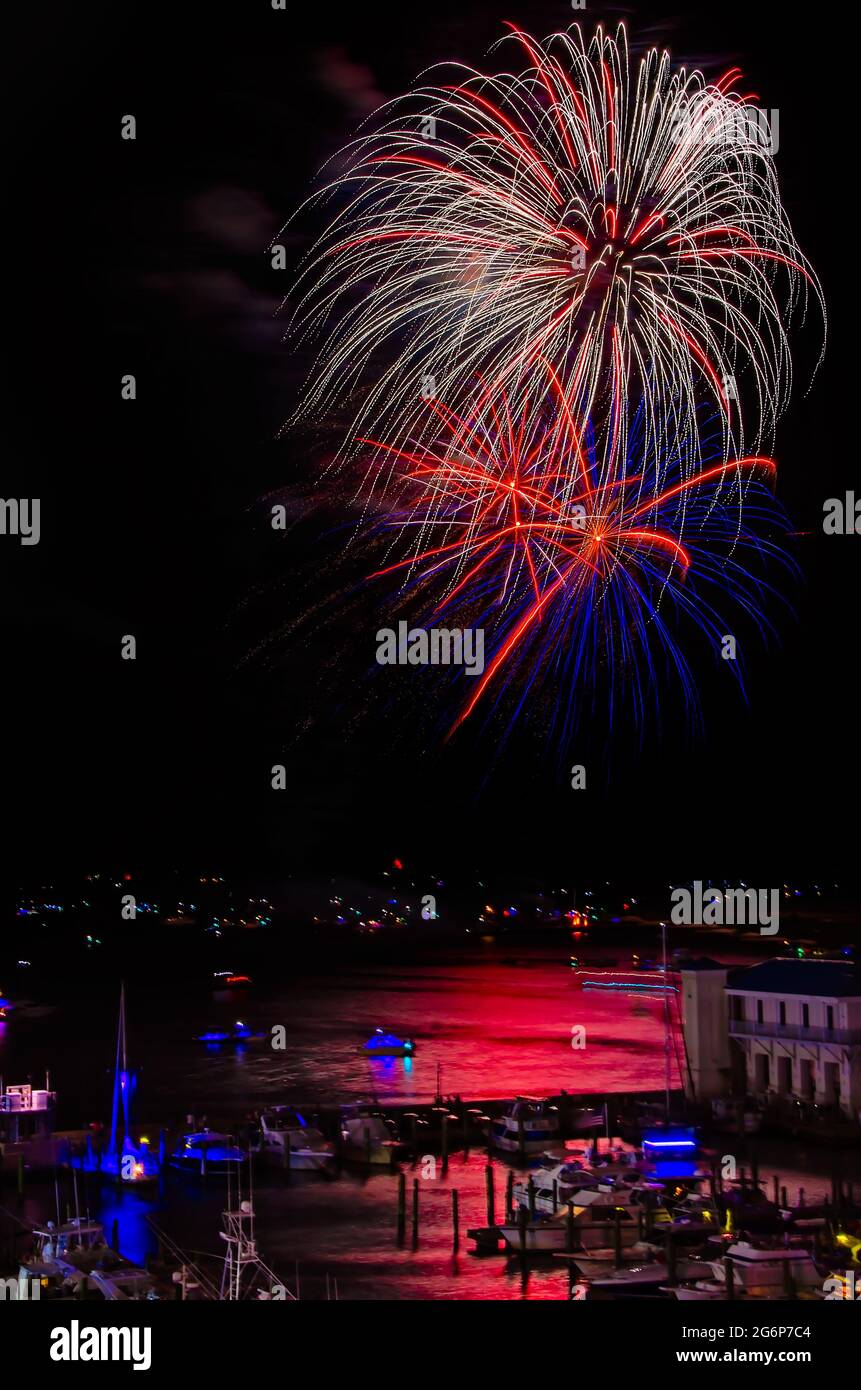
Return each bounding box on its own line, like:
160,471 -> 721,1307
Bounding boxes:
729,1018 -> 861,1046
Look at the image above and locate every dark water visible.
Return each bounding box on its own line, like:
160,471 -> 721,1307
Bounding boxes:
1,951 -> 673,1116
2,951 -> 856,1299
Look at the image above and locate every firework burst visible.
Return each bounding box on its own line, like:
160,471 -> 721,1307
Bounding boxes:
284,22 -> 823,492
360,377 -> 795,744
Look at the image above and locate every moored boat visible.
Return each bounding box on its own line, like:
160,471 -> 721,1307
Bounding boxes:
491,1098 -> 560,1156
169,1130 -> 247,1175
339,1105 -> 405,1165
253,1107 -> 335,1170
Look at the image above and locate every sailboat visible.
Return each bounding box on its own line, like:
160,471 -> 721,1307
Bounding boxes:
69,983 -> 161,1184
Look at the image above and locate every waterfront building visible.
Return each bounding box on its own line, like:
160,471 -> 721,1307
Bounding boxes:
680,957 -> 861,1122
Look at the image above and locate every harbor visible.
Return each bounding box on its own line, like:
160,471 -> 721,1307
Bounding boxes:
3,921 -> 861,1302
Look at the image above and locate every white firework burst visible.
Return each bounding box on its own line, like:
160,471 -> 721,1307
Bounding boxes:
280,22 -> 824,499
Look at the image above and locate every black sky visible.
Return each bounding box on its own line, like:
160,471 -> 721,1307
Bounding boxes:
4,0 -> 856,883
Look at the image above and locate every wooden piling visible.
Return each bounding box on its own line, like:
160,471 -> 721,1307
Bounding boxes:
411,1177 -> 420,1250
485,1165 -> 495,1226
781,1185 -> 787,1208
517,1203 -> 528,1259
772,1174 -> 779,1205
452,1190 -> 460,1251
782,1256 -> 796,1299
396,1172 -> 406,1246
566,1202 -> 575,1253
505,1170 -> 514,1223
441,1113 -> 449,1171
527,1175 -> 536,1221
552,1179 -> 558,1214
613,1211 -> 623,1269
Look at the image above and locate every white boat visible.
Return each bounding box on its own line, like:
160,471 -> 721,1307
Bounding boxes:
255,1107 -> 335,1170
583,1258 -> 707,1290
339,1106 -> 404,1165
672,1240 -> 822,1299
490,1098 -> 560,1155
514,1156 -> 667,1219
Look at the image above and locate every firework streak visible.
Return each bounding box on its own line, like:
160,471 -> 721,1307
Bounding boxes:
360,377 -> 795,737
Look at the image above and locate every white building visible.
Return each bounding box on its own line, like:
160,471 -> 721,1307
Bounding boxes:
725,958 -> 861,1120
679,957 -> 861,1122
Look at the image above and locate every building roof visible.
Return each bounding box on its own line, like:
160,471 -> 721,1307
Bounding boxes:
726,958 -> 861,998
677,956 -> 725,972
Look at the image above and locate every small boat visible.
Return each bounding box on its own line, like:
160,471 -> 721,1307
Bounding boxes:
195,1020 -> 265,1044
497,1211 -> 574,1252
19,1217 -> 159,1300
670,1240 -> 823,1299
491,1098 -> 560,1156
169,1130 -> 247,1174
339,1105 -> 405,1165
360,1029 -> 415,1057
582,1258 -> 707,1291
253,1107 -> 335,1171
212,971 -> 253,988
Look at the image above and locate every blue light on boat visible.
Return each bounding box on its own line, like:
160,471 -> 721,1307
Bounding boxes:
642,1129 -> 697,1151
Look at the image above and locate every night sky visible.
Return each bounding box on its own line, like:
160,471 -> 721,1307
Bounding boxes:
4,0 -> 855,883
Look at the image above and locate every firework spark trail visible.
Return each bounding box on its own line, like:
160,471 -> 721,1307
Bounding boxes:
282,22 -> 824,498
359,380 -> 795,742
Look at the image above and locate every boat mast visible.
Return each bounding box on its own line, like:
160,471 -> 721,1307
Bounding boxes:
661,922 -> 671,1121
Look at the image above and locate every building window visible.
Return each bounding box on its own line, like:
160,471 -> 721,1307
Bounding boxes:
730,995 -> 744,1022
756,999 -> 764,1024
826,1006 -> 834,1032
779,1001 -> 786,1025
802,1004 -> 810,1028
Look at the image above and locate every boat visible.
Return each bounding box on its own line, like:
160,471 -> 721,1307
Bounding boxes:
253,1107 -> 335,1171
500,1179 -> 671,1253
19,1217 -> 158,1300
169,1130 -> 247,1175
581,1257 -> 707,1291
339,1105 -> 405,1165
195,1020 -> 265,1044
212,971 -> 253,989
497,1210 -> 577,1252
67,984 -> 160,1183
490,1098 -> 560,1155
360,1029 -> 415,1057
513,1145 -> 675,1216
671,1240 -> 823,1299
1,1075 -> 61,1173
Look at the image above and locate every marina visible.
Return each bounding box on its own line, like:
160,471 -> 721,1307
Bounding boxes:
2,937 -> 860,1302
